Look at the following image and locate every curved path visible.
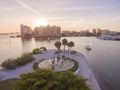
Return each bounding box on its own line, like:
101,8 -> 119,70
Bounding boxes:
0,49 -> 101,90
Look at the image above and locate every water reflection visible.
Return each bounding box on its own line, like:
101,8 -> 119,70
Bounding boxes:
21,38 -> 35,53
34,37 -> 61,42
20,37 -> 61,53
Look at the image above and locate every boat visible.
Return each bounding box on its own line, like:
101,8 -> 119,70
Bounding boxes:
85,45 -> 92,50
9,36 -> 16,38
99,35 -> 120,41
16,35 -> 21,37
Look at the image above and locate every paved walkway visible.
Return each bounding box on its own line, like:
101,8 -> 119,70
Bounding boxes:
0,49 -> 101,90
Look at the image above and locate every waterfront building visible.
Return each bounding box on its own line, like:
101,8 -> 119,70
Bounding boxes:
99,30 -> 120,40
97,28 -> 102,35
101,30 -> 111,35
34,25 -> 61,38
92,28 -> 96,35
101,30 -> 116,36
20,24 -> 33,37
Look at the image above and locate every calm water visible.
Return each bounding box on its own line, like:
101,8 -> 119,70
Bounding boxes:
0,35 -> 120,90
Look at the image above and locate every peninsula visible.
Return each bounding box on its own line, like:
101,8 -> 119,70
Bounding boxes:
0,39 -> 101,90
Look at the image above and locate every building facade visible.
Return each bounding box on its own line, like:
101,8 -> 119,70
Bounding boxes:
93,28 -> 96,35
34,25 -> 61,37
20,24 -> 33,37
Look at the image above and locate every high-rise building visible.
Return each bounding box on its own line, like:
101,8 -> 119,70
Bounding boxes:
93,28 -> 96,35
20,24 -> 33,37
97,28 -> 102,35
34,25 -> 61,37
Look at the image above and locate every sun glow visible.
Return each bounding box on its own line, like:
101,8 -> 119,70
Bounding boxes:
33,19 -> 48,27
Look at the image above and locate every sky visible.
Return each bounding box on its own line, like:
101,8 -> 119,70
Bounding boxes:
0,0 -> 120,33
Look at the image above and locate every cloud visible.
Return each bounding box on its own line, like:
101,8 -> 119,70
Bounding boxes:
15,0 -> 40,16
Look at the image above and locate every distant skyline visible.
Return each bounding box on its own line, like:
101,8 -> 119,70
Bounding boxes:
0,0 -> 120,33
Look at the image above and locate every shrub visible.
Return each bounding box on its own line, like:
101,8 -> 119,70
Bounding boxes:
33,62 -> 39,70
1,53 -> 34,70
15,53 -> 34,66
71,50 -> 77,55
1,59 -> 16,69
40,47 -> 47,51
32,48 -> 39,54
15,69 -> 91,90
62,58 -> 79,72
68,59 -> 79,72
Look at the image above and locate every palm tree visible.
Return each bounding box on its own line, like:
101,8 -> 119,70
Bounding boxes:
55,41 -> 61,50
55,41 -> 61,65
67,41 -> 74,53
62,39 -> 68,52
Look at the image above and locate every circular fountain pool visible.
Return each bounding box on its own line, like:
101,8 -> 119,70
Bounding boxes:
38,58 -> 74,72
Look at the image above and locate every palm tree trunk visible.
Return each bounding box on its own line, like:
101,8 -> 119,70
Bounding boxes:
64,46 -> 65,52
68,47 -> 71,53
68,47 -> 69,53
70,47 -> 72,53
69,47 -> 71,53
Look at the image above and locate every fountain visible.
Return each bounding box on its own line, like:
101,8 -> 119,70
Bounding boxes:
38,55 -> 74,72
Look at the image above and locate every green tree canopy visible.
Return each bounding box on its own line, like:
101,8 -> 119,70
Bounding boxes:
15,69 -> 91,90
68,41 -> 75,52
62,39 -> 68,52
54,41 -> 61,50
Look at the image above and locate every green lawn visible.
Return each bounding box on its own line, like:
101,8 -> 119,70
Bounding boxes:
0,78 -> 18,90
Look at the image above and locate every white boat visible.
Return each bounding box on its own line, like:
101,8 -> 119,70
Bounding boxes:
99,35 -> 120,40
9,36 -> 16,38
85,45 -> 92,50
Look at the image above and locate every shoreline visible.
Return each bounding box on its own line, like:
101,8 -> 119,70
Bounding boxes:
0,49 -> 101,90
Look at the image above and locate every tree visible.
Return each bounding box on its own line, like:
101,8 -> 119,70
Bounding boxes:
68,41 -> 74,53
15,69 -> 91,90
54,41 -> 61,50
62,39 -> 68,52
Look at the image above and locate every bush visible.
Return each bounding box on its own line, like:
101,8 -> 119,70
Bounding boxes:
33,62 -> 39,70
15,53 -> 34,66
1,59 -> 16,69
15,69 -> 91,90
1,53 -> 34,70
40,47 -> 47,51
71,50 -> 77,55
32,48 -> 39,54
69,59 -> 79,72
62,58 -> 79,72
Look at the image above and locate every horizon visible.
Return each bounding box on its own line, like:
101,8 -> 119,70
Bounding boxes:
0,0 -> 120,33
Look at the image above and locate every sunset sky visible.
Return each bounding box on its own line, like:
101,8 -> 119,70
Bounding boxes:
0,0 -> 120,33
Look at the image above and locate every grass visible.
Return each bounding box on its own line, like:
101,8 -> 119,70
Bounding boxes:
68,59 -> 79,72
70,50 -> 77,55
0,78 -> 18,90
62,58 -> 79,72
